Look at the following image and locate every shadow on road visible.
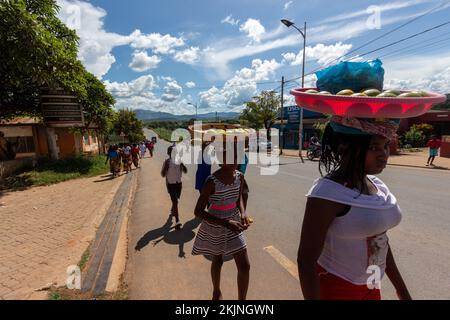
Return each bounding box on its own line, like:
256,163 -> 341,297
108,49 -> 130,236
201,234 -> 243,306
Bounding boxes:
134,216 -> 202,258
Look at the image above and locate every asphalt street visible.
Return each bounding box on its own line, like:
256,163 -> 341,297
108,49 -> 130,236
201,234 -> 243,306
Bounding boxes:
125,129 -> 450,300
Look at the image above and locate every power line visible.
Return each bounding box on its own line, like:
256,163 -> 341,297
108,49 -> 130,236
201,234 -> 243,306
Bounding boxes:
317,0 -> 449,70
284,18 -> 450,84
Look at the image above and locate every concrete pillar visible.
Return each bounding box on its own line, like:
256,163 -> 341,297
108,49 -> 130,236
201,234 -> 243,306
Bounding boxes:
45,127 -> 59,160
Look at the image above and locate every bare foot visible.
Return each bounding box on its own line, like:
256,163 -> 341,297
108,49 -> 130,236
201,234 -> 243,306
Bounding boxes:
212,291 -> 223,300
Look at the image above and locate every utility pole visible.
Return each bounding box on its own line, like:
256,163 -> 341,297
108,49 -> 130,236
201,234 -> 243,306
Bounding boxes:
281,19 -> 305,163
299,21 -> 306,163
280,76 -> 285,155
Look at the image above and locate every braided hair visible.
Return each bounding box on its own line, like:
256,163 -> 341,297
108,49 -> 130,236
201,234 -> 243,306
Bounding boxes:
319,123 -> 373,193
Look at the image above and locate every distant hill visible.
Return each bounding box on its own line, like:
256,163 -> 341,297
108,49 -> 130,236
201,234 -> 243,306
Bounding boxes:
134,109 -> 240,121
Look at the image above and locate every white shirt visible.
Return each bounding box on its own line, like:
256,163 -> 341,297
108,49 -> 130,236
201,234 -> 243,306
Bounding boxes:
306,175 -> 402,285
166,158 -> 182,184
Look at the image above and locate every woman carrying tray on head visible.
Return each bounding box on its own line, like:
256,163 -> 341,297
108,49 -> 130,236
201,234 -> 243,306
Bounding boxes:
192,139 -> 251,300
297,116 -> 412,300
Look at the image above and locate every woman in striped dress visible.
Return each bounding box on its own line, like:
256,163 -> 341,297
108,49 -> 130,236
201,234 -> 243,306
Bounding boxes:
192,157 -> 251,300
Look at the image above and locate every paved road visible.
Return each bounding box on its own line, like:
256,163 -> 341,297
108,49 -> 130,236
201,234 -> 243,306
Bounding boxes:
125,129 -> 450,300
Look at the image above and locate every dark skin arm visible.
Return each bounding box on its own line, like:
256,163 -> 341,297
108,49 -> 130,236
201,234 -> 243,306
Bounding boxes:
385,245 -> 412,300
194,179 -> 245,233
297,197 -> 348,300
161,159 -> 169,178
237,175 -> 250,228
181,163 -> 188,174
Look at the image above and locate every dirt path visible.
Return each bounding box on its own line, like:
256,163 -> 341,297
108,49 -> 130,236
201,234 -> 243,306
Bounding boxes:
0,172 -> 126,299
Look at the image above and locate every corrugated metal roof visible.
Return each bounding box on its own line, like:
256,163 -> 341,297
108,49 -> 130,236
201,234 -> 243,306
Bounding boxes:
0,117 -> 42,125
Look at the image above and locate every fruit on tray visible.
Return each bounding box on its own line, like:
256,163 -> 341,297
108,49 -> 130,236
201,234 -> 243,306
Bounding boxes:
398,92 -> 422,97
363,89 -> 381,96
336,89 -> 354,96
303,88 -> 432,98
382,89 -> 401,96
377,92 -> 398,97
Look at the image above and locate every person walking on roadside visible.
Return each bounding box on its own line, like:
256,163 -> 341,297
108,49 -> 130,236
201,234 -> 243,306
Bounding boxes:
426,135 -> 441,166
147,140 -> 155,157
192,141 -> 251,300
105,144 -> 120,177
195,141 -> 213,194
297,117 -> 411,300
161,146 -> 187,229
122,144 -> 132,173
139,142 -> 147,159
237,146 -> 249,210
131,143 -> 140,168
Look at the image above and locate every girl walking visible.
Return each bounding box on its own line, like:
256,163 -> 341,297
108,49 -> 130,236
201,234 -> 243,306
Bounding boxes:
192,143 -> 251,300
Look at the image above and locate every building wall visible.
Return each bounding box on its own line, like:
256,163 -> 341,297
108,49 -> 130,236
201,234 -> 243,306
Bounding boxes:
54,127 -> 77,157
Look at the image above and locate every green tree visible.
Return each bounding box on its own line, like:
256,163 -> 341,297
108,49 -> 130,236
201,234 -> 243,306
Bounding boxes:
404,127 -> 426,147
240,91 -> 280,133
0,0 -> 82,118
113,109 -> 145,143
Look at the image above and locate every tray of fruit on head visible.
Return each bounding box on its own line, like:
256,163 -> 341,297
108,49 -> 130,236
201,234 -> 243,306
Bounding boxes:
290,87 -> 447,118
188,123 -> 255,139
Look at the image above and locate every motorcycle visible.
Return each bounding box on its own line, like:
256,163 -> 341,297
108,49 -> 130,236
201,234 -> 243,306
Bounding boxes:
307,143 -> 322,161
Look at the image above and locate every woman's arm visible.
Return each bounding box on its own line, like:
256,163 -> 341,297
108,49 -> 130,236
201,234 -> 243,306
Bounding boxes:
161,159 -> 169,178
297,197 -> 346,300
386,245 -> 412,300
237,175 -> 249,228
195,179 -> 244,233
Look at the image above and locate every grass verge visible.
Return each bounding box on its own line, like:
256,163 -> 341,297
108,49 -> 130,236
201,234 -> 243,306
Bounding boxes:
0,155 -> 110,191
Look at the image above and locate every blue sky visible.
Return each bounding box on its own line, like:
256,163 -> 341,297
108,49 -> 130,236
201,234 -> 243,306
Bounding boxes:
57,0 -> 450,114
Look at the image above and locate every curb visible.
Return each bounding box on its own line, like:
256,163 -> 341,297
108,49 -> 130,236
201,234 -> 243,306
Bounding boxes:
81,170 -> 138,296
387,163 -> 450,171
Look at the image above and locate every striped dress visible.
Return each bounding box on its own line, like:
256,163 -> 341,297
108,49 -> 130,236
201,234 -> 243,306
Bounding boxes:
192,171 -> 247,257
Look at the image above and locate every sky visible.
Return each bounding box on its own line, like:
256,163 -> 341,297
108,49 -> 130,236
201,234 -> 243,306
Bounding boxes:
56,0 -> 450,115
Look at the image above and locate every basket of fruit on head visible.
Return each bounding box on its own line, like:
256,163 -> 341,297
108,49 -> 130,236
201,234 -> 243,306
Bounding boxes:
290,87 -> 447,119
188,123 -> 255,140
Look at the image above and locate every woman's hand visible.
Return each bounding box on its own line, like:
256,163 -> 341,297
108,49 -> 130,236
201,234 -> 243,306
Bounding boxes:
241,215 -> 251,229
226,220 -> 245,233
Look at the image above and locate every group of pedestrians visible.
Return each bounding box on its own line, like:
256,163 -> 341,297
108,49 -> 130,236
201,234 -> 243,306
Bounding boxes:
151,120 -> 414,301
105,140 -> 156,177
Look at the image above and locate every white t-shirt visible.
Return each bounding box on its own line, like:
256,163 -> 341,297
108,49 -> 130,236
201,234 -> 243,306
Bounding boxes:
166,158 -> 182,184
306,175 -> 402,285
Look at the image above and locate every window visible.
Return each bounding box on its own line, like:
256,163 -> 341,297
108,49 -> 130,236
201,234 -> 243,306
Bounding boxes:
83,133 -> 89,145
5,136 -> 35,153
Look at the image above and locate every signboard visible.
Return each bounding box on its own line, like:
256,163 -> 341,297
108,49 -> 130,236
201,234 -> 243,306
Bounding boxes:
282,106 -> 326,124
40,88 -> 84,127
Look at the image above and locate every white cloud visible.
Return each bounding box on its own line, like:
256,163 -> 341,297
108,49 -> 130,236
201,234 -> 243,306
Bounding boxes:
239,19 -> 266,43
282,42 -> 353,66
384,53 -> 450,93
284,1 -> 293,10
199,59 -> 281,112
128,51 -> 161,72
173,47 -> 200,64
161,80 -> 183,102
221,14 -> 240,26
104,75 -> 157,98
319,0 -> 434,24
57,0 -> 130,78
185,81 -> 196,88
128,30 -> 185,54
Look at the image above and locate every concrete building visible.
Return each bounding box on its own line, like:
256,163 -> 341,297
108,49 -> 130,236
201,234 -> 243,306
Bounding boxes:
0,117 -> 102,160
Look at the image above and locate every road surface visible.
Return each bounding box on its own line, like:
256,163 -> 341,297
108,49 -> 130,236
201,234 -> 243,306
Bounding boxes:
125,129 -> 450,300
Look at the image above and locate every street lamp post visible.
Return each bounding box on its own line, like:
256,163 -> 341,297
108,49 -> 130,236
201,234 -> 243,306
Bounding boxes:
281,19 -> 306,163
187,102 -> 198,120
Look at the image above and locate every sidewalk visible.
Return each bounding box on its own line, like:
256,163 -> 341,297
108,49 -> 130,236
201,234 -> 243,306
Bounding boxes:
0,172 -> 126,299
280,148 -> 450,171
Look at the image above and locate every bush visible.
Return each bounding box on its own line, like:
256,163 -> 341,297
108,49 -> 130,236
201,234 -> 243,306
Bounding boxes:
411,123 -> 434,140
404,127 -> 426,147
